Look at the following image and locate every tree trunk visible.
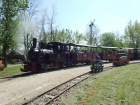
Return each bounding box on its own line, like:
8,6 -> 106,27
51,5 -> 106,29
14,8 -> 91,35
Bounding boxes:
2,45 -> 7,67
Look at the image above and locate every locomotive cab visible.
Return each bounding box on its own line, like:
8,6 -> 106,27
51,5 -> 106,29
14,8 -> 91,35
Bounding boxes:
46,42 -> 68,54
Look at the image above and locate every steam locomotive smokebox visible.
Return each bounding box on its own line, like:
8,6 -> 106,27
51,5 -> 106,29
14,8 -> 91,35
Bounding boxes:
33,38 -> 37,48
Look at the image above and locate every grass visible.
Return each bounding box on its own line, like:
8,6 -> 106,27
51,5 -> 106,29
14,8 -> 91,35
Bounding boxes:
0,65 -> 22,77
60,64 -> 140,105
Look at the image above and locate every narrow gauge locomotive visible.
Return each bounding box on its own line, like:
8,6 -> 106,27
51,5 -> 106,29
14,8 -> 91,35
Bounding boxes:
113,49 -> 129,66
21,38 -> 98,73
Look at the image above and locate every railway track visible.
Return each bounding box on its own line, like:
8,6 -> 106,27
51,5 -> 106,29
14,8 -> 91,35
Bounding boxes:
22,66 -> 115,105
22,61 -> 140,105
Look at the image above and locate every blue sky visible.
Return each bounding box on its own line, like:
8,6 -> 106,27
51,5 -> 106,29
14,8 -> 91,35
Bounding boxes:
41,0 -> 140,35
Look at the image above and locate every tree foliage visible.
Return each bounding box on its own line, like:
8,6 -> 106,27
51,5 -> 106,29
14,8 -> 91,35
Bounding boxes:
0,0 -> 28,66
41,29 -> 84,44
124,20 -> 140,48
100,32 -> 117,46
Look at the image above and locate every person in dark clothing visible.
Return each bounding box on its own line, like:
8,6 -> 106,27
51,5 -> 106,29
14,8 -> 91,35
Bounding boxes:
96,53 -> 101,61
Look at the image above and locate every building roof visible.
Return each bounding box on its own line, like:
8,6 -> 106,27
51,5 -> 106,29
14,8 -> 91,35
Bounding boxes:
7,50 -> 24,56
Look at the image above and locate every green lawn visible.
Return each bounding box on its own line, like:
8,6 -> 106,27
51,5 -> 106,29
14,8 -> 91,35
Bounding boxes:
0,65 -> 23,77
60,64 -> 140,105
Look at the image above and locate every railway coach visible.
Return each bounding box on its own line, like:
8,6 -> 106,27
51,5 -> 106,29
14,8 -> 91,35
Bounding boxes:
123,48 -> 135,60
99,46 -> 118,62
123,47 -> 140,60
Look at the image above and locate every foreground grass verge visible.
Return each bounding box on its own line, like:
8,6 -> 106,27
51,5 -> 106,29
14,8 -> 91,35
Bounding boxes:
0,65 -> 22,77
60,64 -> 140,105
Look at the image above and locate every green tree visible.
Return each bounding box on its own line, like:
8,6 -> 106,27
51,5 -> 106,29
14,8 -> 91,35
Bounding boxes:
114,32 -> 125,47
100,32 -> 117,46
65,29 -> 74,43
73,31 -> 84,44
115,36 -> 124,47
0,0 -> 28,67
124,20 -> 140,48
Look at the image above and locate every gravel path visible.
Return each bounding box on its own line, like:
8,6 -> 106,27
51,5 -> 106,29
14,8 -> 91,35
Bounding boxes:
0,61 -> 139,105
0,65 -> 93,105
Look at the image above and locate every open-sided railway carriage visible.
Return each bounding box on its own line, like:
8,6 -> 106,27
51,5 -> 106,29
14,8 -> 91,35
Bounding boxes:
124,48 -> 135,60
21,38 -> 98,73
99,46 -> 118,62
125,48 -> 140,60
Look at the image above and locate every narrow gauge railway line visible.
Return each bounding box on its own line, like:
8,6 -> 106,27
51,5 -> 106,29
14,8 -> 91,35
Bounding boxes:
22,61 -> 139,105
23,66 -> 115,105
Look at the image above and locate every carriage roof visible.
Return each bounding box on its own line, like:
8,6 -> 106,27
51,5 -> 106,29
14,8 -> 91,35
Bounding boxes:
99,46 -> 118,49
48,42 -> 97,48
7,50 -> 23,56
66,43 -> 97,48
123,47 -> 135,50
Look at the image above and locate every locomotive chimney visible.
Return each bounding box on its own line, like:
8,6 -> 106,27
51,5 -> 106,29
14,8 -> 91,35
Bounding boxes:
33,38 -> 37,48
